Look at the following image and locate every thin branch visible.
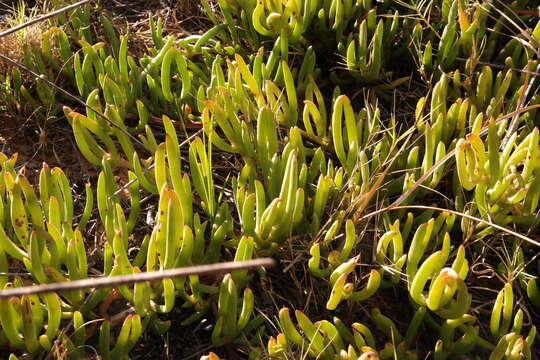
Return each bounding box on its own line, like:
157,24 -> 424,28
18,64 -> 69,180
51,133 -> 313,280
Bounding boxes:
454,57 -> 540,78
0,0 -> 92,39
0,258 -> 276,298
359,205 -> 540,248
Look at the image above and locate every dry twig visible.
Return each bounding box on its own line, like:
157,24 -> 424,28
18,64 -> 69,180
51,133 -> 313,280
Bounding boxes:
0,258 -> 276,298
0,0 -> 92,39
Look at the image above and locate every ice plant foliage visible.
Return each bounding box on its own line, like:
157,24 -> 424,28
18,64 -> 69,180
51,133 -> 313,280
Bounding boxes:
0,0 -> 539,358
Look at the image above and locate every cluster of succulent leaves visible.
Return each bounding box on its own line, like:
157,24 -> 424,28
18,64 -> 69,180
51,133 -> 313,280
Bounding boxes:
1,0 -> 540,358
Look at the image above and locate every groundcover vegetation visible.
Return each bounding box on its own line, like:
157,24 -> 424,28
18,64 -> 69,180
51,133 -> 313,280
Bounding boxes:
0,0 -> 539,358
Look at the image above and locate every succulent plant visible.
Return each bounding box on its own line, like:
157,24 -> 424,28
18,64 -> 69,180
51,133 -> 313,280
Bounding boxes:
1,0 -> 539,358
